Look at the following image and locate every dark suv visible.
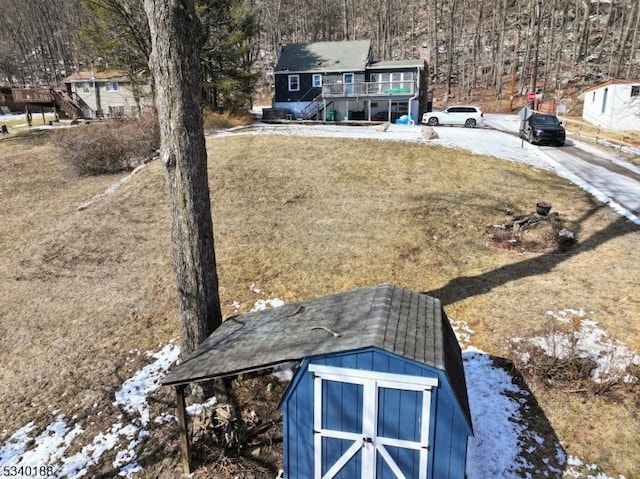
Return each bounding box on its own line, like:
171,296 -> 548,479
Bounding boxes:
519,113 -> 566,146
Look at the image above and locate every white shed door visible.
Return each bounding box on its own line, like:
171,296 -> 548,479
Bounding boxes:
309,364 -> 438,479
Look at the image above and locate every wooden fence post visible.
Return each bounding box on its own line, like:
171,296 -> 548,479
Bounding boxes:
175,385 -> 192,474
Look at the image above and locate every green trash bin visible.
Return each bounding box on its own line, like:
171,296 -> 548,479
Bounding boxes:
327,110 -> 336,121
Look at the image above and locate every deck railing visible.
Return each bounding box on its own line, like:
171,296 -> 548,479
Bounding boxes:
301,94 -> 326,119
322,81 -> 415,98
11,88 -> 54,103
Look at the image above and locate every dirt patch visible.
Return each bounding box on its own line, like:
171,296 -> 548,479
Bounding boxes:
486,206 -> 578,253
189,374 -> 287,478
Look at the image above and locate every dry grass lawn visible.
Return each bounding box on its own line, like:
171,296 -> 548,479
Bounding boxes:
0,128 -> 638,477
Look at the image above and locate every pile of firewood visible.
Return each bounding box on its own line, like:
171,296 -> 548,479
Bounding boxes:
494,213 -> 546,239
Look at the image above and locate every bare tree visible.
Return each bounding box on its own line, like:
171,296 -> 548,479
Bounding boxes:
442,0 -> 460,98
143,0 -> 223,357
627,1 -> 640,78
0,0 -> 85,86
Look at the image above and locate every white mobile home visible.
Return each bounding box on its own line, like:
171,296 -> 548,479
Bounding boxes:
582,79 -> 640,131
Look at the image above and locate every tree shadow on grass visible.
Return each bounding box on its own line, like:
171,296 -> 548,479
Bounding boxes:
424,202 -> 638,306
465,350 -> 568,477
0,128 -> 52,148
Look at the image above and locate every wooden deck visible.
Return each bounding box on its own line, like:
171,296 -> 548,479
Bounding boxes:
11,88 -> 54,104
322,81 -> 416,100
11,88 -> 83,119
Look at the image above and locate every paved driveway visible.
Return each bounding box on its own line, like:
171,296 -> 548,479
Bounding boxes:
484,114 -> 640,221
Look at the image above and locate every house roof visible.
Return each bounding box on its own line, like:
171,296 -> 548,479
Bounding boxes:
368,59 -> 425,70
274,40 -> 371,74
162,284 -> 471,424
583,78 -> 640,93
62,70 -> 129,83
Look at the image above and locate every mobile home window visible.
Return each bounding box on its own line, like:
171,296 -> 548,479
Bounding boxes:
631,86 -> 640,97
288,75 -> 300,91
82,82 -> 91,93
592,91 -> 596,103
601,87 -> 608,113
312,74 -> 322,88
106,81 -> 119,92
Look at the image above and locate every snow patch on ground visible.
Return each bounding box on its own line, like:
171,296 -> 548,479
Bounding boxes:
0,342 -> 180,478
0,326 -> 626,478
514,309 -> 639,384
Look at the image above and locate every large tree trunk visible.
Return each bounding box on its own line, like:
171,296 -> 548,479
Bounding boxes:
144,0 -> 223,357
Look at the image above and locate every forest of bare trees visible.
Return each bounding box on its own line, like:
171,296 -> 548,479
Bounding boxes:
258,0 -> 640,99
1,0 -> 639,101
0,0 -> 86,86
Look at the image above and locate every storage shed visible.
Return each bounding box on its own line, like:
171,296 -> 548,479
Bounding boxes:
162,283 -> 473,478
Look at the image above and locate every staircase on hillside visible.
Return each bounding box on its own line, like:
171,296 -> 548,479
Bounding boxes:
51,89 -> 84,119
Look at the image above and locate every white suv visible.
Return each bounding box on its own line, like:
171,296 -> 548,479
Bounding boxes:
422,105 -> 484,128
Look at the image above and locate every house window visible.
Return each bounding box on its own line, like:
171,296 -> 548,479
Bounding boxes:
312,74 -> 322,88
82,82 -> 91,93
108,105 -> 125,118
632,86 -> 640,97
371,72 -> 415,93
106,81 -> 119,92
288,75 -> 300,91
592,91 -> 596,103
392,102 -> 408,114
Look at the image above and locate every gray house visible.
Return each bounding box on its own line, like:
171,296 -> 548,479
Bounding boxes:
163,284 -> 472,478
272,40 -> 431,123
62,70 -> 152,119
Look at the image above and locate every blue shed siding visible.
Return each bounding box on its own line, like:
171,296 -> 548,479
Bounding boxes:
282,365 -> 315,478
280,347 -> 472,479
430,389 -> 471,478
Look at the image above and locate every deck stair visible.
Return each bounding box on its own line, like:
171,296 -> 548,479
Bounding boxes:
51,89 -> 83,119
302,95 -> 330,120
11,87 -> 84,119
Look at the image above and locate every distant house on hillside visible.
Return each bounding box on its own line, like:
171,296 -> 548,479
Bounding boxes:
272,40 -> 431,123
62,70 -> 152,120
582,79 -> 640,131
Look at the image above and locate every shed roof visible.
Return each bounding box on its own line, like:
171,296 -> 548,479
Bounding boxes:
274,40 -> 371,74
163,285 -> 469,416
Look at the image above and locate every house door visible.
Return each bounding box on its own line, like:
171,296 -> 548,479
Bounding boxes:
309,364 -> 438,479
343,73 -> 354,94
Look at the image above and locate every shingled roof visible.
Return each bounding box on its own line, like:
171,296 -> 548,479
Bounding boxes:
62,70 -> 129,83
368,59 -> 425,70
274,40 -> 371,73
163,284 -> 470,419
